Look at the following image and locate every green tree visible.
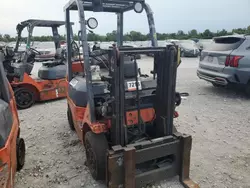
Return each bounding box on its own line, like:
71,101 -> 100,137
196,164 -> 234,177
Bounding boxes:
177,30 -> 184,36
60,35 -> 66,41
214,29 -> 228,37
169,33 -> 177,39
2,26 -> 250,43
73,34 -> 78,41
129,31 -> 146,41
123,33 -> 132,41
157,33 -> 167,40
188,29 -> 198,37
232,28 -> 246,34
246,26 -> 250,34
202,29 -> 214,39
3,34 -> 11,42
176,30 -> 186,39
106,30 -> 117,41
87,33 -> 101,41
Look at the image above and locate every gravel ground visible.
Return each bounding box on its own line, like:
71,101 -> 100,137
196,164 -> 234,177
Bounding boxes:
15,56 -> 250,188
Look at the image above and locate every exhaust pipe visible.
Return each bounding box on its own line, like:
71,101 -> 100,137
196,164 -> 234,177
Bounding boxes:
214,77 -> 228,85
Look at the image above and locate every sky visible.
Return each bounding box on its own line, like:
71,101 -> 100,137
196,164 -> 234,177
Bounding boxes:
0,0 -> 250,37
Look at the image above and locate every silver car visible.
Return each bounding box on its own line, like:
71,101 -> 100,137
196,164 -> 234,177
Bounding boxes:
196,39 -> 213,52
173,40 -> 200,57
197,35 -> 250,95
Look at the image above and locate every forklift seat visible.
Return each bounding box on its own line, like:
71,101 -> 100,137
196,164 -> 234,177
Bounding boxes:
90,50 -> 138,79
42,48 -> 65,67
54,48 -> 65,60
100,55 -> 138,83
38,63 -> 66,80
38,48 -> 67,80
123,56 -> 138,78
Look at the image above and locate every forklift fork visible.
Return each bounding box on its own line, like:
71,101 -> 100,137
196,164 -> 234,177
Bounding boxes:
107,134 -> 198,188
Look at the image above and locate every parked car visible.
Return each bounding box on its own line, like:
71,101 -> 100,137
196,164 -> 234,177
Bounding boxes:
35,48 -> 56,62
146,41 -> 172,57
196,39 -> 213,52
197,35 -> 250,95
122,45 -> 141,59
172,40 -> 200,57
167,39 -> 180,43
0,42 -> 6,47
190,38 -> 199,43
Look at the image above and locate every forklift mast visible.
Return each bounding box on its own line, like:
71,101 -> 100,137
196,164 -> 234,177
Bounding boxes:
108,45 -> 179,146
65,0 -> 158,123
106,46 -> 197,187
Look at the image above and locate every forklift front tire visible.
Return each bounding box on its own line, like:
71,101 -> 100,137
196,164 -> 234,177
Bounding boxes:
85,131 -> 108,180
67,106 -> 75,131
16,138 -> 26,171
14,87 -> 35,110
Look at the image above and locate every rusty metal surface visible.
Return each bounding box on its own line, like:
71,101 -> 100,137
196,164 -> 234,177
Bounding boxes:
124,147 -> 136,188
129,135 -> 174,149
107,134 -> 199,188
183,178 -> 200,188
179,135 -> 192,182
179,134 -> 200,188
135,139 -> 180,164
107,150 -> 124,188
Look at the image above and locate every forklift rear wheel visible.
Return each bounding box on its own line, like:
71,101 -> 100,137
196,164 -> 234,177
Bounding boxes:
67,106 -> 75,131
85,131 -> 108,180
16,138 -> 26,171
14,88 -> 35,109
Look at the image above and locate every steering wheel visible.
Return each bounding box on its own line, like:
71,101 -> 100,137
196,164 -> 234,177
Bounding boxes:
5,46 -> 15,58
29,47 -> 41,55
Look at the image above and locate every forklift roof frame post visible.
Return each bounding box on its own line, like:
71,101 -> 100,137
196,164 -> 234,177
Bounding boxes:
14,19 -> 74,52
64,0 -> 158,123
0,53 -> 11,102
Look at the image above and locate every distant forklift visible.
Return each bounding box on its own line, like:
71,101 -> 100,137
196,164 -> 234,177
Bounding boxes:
5,19 -> 73,109
0,50 -> 26,188
65,0 -> 198,187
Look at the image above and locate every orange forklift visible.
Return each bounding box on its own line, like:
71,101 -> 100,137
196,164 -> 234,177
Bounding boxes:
0,49 -> 26,188
65,0 -> 198,187
5,19 -> 74,109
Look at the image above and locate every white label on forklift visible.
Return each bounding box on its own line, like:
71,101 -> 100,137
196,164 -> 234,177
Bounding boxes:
56,89 -> 59,97
70,79 -> 78,87
127,81 -> 142,91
